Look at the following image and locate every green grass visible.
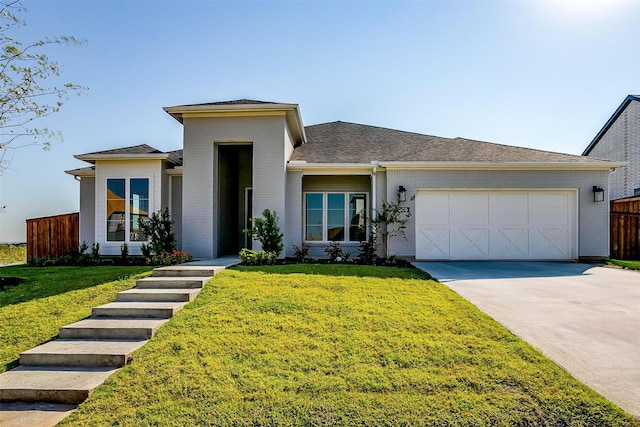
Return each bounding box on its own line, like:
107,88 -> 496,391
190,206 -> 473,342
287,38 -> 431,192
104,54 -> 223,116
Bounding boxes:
607,259 -> 640,271
0,265 -> 154,372
0,244 -> 26,265
60,265 -> 636,426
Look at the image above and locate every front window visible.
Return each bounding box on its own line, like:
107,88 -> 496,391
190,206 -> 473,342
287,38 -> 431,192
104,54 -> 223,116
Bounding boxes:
106,178 -> 149,242
305,192 -> 367,242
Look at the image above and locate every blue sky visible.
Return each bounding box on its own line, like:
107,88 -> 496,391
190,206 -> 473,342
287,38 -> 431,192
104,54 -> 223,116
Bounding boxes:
0,0 -> 638,243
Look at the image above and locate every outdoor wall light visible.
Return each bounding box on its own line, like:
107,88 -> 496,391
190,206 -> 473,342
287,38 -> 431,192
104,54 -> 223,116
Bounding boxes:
593,186 -> 605,203
398,185 -> 407,203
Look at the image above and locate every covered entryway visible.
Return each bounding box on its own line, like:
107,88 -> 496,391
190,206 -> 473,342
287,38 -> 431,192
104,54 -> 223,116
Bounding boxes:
415,190 -> 577,260
218,145 -> 253,256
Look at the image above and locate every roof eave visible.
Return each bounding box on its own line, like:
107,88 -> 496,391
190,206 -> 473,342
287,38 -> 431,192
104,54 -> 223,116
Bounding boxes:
582,95 -> 640,156
379,161 -> 627,170
163,102 -> 306,145
74,153 -> 174,163
287,161 -> 373,175
65,167 -> 95,177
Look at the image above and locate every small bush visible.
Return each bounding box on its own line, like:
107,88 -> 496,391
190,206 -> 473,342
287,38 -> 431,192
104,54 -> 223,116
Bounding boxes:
292,243 -> 314,263
239,248 -> 277,266
91,242 -> 100,260
140,243 -> 152,259
139,208 -> 177,255
120,243 -> 129,262
324,241 -> 345,263
245,209 -> 283,257
357,235 -> 379,265
148,250 -> 193,266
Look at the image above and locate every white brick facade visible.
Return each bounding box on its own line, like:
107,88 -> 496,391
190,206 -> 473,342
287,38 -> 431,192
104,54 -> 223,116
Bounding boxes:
585,98 -> 640,200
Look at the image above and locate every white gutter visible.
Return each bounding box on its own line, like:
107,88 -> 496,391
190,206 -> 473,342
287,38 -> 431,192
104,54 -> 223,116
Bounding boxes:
286,161 -> 373,175
74,153 -> 174,162
379,161 -> 627,171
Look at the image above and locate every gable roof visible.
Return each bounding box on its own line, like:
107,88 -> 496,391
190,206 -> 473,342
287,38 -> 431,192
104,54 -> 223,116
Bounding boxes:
582,95 -> 640,156
73,144 -> 182,165
291,121 -> 610,165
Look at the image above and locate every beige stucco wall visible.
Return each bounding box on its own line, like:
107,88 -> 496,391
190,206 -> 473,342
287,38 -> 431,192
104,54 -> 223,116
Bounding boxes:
385,168 -> 611,259
587,100 -> 640,200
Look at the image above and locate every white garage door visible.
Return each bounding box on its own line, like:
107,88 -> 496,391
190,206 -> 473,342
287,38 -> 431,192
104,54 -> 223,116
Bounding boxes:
415,190 -> 577,260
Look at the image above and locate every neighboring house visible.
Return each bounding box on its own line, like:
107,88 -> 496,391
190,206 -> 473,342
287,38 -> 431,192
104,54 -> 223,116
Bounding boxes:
582,95 -> 640,200
66,99 -> 622,261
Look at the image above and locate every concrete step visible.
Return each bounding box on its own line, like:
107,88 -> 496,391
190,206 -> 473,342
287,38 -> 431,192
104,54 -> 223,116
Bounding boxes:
117,288 -> 201,302
60,318 -> 169,340
135,276 -> 209,289
20,340 -> 147,368
0,366 -> 119,404
152,265 -> 223,278
92,301 -> 187,318
0,402 -> 77,427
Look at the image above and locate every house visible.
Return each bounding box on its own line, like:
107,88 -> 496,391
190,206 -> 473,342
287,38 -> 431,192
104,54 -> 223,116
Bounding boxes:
66,99 -> 623,261
582,95 -> 640,200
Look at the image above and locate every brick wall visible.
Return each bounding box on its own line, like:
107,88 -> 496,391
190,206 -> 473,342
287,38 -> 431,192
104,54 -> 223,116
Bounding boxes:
587,100 -> 640,200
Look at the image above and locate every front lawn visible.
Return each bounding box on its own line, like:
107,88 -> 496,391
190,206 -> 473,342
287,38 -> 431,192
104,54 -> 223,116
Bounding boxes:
607,259 -> 640,271
0,265 -> 154,372
60,265 -> 636,426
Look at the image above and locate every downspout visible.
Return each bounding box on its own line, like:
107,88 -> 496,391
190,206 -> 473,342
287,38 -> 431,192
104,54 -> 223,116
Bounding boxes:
370,161 -> 378,242
370,161 -> 378,216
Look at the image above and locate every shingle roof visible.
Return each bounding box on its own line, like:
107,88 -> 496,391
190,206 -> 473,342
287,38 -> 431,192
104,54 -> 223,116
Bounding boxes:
170,99 -> 278,108
80,144 -> 163,156
291,121 -> 607,164
166,149 -> 183,164
75,144 -> 183,165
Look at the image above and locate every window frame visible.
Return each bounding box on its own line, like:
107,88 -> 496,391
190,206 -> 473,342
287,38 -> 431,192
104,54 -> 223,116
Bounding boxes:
303,191 -> 369,243
105,176 -> 151,244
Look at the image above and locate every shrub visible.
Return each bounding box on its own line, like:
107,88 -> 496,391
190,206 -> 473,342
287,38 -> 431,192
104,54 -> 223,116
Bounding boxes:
239,248 -> 277,266
245,209 -> 283,257
324,241 -> 345,263
91,242 -> 100,260
357,235 -> 379,265
148,250 -> 193,266
292,243 -> 314,263
120,243 -> 129,262
139,208 -> 177,255
140,243 -> 152,259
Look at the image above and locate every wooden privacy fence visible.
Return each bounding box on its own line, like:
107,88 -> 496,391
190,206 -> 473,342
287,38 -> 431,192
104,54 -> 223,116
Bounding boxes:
610,197 -> 640,260
26,213 -> 79,261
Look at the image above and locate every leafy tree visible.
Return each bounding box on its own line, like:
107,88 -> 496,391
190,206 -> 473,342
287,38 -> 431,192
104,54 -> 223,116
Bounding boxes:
0,1 -> 84,173
370,199 -> 411,259
245,209 -> 284,257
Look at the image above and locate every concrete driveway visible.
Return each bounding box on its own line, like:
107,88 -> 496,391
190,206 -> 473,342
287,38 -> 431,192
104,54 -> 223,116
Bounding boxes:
413,261 -> 640,417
